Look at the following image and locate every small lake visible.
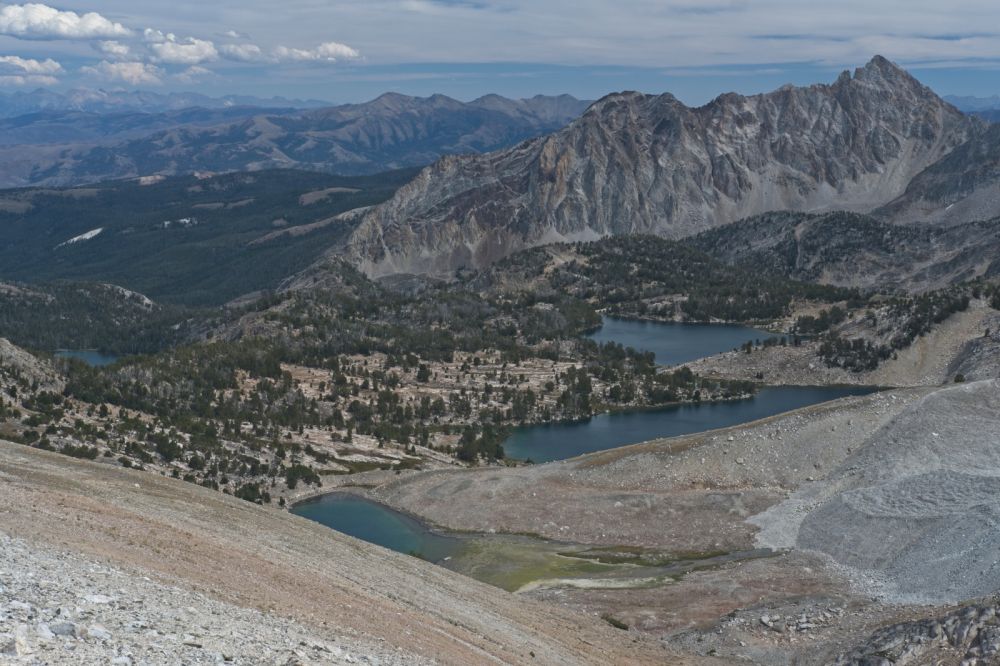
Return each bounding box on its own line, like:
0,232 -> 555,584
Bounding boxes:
503,385 -> 875,463
292,493 -> 463,563
54,350 -> 120,366
586,316 -> 773,366
292,493 -> 773,592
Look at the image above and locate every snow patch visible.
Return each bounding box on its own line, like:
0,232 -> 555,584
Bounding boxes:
56,227 -> 103,248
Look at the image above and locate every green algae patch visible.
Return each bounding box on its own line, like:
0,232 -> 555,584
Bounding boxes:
557,546 -> 729,567
443,538 -> 617,592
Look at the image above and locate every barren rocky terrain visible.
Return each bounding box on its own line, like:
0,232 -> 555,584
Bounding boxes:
758,380 -> 1000,605
0,533 -> 408,665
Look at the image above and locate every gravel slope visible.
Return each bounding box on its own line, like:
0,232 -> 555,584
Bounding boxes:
0,533 -> 403,665
754,380 -> 1000,604
0,441 -> 673,665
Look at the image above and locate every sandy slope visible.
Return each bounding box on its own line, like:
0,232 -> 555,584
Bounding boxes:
0,441 -> 678,665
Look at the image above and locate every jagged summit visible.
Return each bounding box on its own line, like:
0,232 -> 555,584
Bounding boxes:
857,54 -> 903,76
340,57 -> 979,278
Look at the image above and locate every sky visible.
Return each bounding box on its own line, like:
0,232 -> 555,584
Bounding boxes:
1,1 -> 1000,105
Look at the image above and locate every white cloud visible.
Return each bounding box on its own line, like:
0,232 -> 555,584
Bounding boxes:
0,54 -> 62,76
0,3 -> 130,40
220,40 -> 360,64
272,41 -> 360,62
12,0 -> 1000,97
142,28 -> 169,44
110,0 -> 997,74
0,74 -> 58,85
81,60 -> 163,85
219,42 -> 264,62
97,40 -> 130,59
0,54 -> 61,86
150,35 -> 218,64
174,65 -> 214,83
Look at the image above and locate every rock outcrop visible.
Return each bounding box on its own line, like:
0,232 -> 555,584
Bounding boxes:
877,122 -> 1000,226
689,210 -> 1000,292
835,603 -> 1000,665
0,337 -> 62,394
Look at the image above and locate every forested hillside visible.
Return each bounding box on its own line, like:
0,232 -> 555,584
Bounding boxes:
0,168 -> 417,306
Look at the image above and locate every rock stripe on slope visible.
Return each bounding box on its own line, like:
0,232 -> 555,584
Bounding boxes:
754,379 -> 1000,605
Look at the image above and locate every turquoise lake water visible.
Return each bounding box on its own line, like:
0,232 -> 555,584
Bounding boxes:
292,493 -> 464,563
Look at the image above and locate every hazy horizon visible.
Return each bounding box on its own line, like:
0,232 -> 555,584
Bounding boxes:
1,2 -> 1000,106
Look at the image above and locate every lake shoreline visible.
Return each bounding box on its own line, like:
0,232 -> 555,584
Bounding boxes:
502,383 -> 877,463
596,310 -> 787,334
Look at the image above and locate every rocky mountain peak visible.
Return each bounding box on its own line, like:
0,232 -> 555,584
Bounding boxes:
838,55 -> 932,100
338,57 -> 978,278
856,54 -> 908,80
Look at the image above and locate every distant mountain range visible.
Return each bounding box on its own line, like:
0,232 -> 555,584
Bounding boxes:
944,94 -> 1000,112
943,94 -> 1000,122
0,107 -> 303,145
0,92 -> 591,188
342,57 -> 986,277
0,88 -> 330,117
8,59 -> 1000,300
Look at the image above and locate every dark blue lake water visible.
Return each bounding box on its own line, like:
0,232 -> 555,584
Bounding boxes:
503,316 -> 875,462
585,316 -> 773,366
503,385 -> 874,463
54,350 -> 120,366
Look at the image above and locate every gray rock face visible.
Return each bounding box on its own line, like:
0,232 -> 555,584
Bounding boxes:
836,603 -> 1000,665
689,210 -> 1000,292
343,56 -> 978,278
877,122 -> 1000,226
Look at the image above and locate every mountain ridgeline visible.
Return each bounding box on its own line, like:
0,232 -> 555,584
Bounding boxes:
0,93 -> 591,188
341,56 -> 988,278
